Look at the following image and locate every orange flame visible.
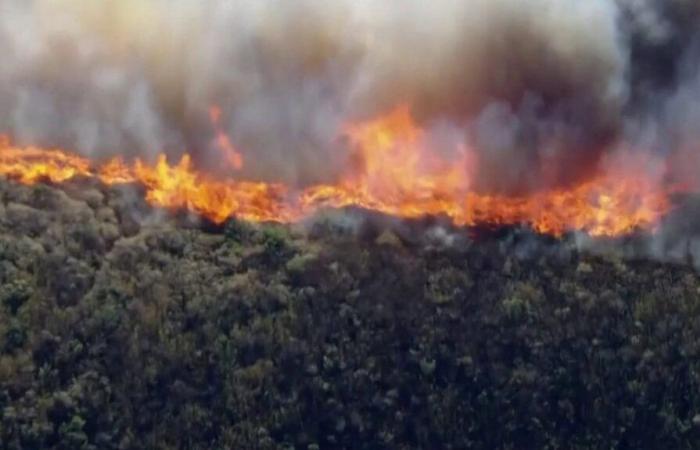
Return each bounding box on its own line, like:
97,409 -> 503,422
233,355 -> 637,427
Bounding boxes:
300,106 -> 477,222
299,107 -> 672,237
0,137 -> 92,183
209,106 -> 244,170
127,154 -> 292,223
0,106 -> 677,237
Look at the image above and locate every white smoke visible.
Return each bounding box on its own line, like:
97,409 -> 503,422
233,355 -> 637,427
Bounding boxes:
0,0 -> 633,191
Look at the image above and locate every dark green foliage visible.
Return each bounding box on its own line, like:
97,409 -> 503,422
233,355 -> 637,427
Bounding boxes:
224,217 -> 254,244
260,226 -> 291,258
3,322 -> 27,353
1,179 -> 700,449
1,280 -> 31,315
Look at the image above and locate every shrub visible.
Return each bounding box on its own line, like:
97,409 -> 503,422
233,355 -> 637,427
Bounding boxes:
1,279 -> 32,315
224,218 -> 255,244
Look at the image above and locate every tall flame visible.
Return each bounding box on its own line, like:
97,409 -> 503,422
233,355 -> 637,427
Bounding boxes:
0,107 -> 676,237
209,106 -> 244,170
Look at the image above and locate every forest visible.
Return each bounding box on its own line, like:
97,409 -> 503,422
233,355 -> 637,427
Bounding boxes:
1,178 -> 700,449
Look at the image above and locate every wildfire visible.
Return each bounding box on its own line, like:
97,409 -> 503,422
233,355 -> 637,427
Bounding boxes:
298,106 -> 672,237
0,107 -> 676,237
0,137 -> 92,184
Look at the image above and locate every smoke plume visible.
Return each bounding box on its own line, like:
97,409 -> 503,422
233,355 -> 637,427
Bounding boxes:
0,0 -> 699,194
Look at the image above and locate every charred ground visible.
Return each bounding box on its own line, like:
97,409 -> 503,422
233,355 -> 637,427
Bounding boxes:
1,178 -> 700,449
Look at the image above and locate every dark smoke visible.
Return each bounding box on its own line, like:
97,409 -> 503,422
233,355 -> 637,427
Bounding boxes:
0,0 -> 699,195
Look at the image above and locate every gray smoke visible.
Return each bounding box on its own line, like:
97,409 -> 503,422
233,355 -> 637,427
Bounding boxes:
0,0 -> 698,193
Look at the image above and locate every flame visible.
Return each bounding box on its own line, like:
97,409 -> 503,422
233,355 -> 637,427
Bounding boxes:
300,106 -> 477,222
0,106 -> 677,237
126,154 -> 292,223
0,137 -> 92,183
299,106 -> 672,237
209,106 -> 244,170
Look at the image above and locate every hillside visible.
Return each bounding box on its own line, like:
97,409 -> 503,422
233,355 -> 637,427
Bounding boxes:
1,178 -> 700,449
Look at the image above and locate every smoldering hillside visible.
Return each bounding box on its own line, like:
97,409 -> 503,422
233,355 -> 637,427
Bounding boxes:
1,0 -> 699,194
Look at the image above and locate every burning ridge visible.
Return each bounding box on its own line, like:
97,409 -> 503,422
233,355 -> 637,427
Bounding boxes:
2,0 -> 698,238
0,106 -> 677,238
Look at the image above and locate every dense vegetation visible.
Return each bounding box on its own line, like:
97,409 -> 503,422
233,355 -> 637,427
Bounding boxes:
1,178 -> 700,449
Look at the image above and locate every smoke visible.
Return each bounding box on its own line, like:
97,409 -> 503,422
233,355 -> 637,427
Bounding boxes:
0,0 -> 699,193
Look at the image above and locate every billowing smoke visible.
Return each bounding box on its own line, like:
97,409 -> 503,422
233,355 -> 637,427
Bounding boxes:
0,0 -> 699,193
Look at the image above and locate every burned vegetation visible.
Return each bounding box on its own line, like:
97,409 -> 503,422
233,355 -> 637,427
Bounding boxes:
0,178 -> 698,450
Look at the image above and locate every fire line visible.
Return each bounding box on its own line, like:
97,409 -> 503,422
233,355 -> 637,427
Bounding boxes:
0,108 -> 675,237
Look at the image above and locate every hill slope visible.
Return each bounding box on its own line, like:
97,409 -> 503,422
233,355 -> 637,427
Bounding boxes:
1,179 -> 700,449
